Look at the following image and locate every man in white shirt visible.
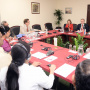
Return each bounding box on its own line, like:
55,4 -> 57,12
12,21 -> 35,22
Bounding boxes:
20,19 -> 32,34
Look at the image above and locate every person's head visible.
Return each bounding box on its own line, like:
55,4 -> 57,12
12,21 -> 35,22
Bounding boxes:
81,19 -> 85,24
6,41 -> 30,90
67,19 -> 72,25
72,59 -> 90,90
0,38 -> 3,46
23,19 -> 30,26
1,21 -> 9,27
0,26 -> 10,38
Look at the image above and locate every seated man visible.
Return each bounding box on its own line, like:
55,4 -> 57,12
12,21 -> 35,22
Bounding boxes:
20,19 -> 31,34
77,19 -> 89,32
72,59 -> 90,90
0,38 -> 12,69
1,21 -> 9,27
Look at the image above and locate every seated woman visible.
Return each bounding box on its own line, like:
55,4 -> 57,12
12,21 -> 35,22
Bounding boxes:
0,26 -> 11,52
0,38 -> 12,69
72,59 -> 90,90
0,41 -> 56,90
65,19 -> 73,31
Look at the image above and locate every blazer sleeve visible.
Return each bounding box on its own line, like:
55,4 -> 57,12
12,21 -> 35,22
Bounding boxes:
85,24 -> 89,32
71,24 -> 73,30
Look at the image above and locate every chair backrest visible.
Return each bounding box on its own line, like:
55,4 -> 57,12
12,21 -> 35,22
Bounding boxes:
56,27 -> 62,29
64,24 -> 66,28
45,23 -> 53,31
32,24 -> 41,30
73,24 -> 77,31
10,26 -> 20,36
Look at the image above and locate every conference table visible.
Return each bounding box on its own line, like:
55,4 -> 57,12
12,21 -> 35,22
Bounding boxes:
11,30 -> 89,90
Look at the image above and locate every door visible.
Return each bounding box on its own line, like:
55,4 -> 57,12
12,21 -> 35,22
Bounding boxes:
87,5 -> 90,27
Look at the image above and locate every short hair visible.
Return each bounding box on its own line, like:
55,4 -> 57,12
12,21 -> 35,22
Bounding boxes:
75,59 -> 90,90
67,19 -> 72,24
1,21 -> 7,26
81,18 -> 85,21
23,19 -> 29,24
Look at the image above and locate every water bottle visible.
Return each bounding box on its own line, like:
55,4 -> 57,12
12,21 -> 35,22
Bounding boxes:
78,45 -> 84,55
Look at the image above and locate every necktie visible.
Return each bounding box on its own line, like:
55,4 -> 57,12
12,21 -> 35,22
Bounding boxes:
81,24 -> 83,30
27,27 -> 28,32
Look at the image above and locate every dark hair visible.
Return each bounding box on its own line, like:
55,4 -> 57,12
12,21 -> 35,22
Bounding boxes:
23,19 -> 29,24
6,41 -> 30,90
67,19 -> 72,24
0,26 -> 6,35
0,26 -> 10,35
75,59 -> 90,90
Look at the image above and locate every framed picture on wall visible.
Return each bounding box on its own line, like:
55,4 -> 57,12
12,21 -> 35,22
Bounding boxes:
31,2 -> 40,14
65,8 -> 72,14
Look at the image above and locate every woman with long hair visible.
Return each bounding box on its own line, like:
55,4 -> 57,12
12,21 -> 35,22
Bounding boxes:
0,41 -> 56,90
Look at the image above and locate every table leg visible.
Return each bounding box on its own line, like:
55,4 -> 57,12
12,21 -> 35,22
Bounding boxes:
50,37 -> 53,44
70,83 -> 74,90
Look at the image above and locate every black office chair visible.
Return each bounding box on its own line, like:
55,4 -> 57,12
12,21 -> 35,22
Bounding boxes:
73,24 -> 77,31
55,27 -> 62,29
45,23 -> 53,31
10,26 -> 20,37
32,24 -> 41,30
64,24 -> 66,28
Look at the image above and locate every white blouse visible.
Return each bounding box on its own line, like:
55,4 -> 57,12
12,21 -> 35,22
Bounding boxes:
0,64 -> 54,90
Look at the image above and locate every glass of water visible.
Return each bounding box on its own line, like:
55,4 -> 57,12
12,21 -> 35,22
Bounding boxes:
69,44 -> 72,50
73,45 -> 76,51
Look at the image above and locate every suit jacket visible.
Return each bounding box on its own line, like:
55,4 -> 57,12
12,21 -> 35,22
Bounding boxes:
65,24 -> 73,31
77,23 -> 89,32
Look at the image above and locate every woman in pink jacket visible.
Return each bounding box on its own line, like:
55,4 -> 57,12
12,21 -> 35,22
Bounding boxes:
0,26 -> 11,52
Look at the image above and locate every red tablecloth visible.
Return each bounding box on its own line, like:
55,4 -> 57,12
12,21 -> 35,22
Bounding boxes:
30,41 -> 86,84
10,30 -> 88,84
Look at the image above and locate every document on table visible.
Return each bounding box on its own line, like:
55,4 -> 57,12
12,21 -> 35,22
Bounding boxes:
32,52 -> 47,59
68,50 -> 77,54
44,56 -> 58,62
31,49 -> 34,51
10,40 -> 18,43
68,33 -> 73,34
83,53 -> 90,59
54,63 -> 76,78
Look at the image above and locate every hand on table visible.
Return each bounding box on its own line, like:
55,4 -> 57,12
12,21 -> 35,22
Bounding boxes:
49,64 -> 56,74
32,61 -> 41,67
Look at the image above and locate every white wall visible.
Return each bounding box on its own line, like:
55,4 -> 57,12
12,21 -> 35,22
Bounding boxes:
0,0 -> 57,30
56,0 -> 90,27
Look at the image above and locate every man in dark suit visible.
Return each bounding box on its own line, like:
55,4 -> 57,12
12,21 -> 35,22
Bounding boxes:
77,19 -> 89,32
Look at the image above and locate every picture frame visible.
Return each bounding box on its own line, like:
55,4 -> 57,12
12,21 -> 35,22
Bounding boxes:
65,8 -> 72,14
31,2 -> 40,14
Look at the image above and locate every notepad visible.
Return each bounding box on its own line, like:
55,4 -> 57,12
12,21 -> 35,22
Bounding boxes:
68,33 -> 73,34
54,63 -> 76,78
31,49 -> 33,51
83,53 -> 90,59
10,40 -> 18,43
44,56 -> 57,62
32,52 -> 47,59
69,50 -> 77,54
